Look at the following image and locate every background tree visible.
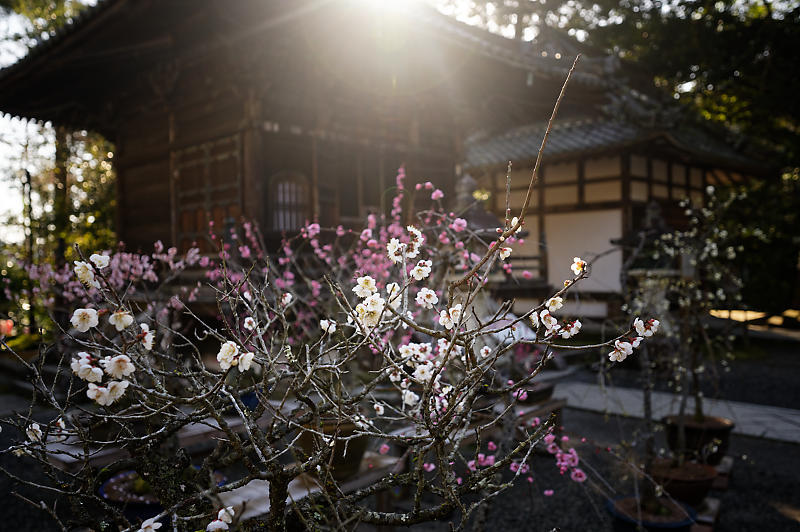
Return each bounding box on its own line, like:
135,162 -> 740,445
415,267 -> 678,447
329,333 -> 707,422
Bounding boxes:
0,0 -> 116,334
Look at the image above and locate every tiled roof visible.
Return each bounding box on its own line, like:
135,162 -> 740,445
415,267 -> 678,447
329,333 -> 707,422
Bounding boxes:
0,0 -> 610,90
464,119 -> 640,168
463,118 -> 760,170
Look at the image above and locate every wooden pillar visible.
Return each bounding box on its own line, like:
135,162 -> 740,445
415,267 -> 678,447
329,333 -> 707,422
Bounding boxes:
684,164 -> 691,198
621,152 -> 632,235
356,150 -> 364,218
241,88 -> 264,226
490,169 -> 499,214
168,110 -> 178,247
311,135 -> 319,220
646,157 -> 653,200
667,161 -> 674,200
53,126 -> 70,266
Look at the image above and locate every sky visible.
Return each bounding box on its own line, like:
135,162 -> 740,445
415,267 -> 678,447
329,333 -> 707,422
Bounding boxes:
0,12 -> 30,244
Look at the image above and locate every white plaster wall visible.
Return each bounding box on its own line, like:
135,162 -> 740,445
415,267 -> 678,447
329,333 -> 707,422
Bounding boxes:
672,163 -> 687,187
653,183 -> 669,199
585,180 -> 622,202
585,156 -> 621,179
631,155 -> 648,178
547,185 -> 578,205
690,168 -> 703,188
631,181 -> 649,201
653,160 -> 669,183
545,209 -> 622,293
545,162 -> 578,183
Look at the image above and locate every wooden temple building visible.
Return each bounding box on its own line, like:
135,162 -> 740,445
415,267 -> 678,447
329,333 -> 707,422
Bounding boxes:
0,0 -> 770,317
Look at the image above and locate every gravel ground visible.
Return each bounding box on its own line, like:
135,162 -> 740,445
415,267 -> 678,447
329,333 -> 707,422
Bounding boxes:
2,336 -> 799,531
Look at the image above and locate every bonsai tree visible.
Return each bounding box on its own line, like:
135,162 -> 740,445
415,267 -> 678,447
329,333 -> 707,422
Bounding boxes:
654,186 -> 768,464
0,62 -> 660,531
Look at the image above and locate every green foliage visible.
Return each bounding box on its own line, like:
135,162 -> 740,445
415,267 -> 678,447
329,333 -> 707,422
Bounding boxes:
440,0 -> 800,168
0,0 -> 84,37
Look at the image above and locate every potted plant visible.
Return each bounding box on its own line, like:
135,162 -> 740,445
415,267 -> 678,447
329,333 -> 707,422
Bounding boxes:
606,215 -> 698,529
655,188 -> 763,466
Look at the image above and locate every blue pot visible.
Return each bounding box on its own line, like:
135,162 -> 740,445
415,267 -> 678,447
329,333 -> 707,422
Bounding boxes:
99,468 -> 227,523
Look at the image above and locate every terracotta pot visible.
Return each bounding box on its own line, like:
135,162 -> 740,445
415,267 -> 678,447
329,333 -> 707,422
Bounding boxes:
297,421 -> 369,480
663,415 -> 734,465
606,496 -> 696,531
651,458 -> 717,507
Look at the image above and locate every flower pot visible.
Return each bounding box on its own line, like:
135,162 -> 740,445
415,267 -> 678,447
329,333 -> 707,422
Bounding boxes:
663,415 -> 734,465
99,468 -> 226,523
297,421 -> 369,481
651,458 -> 717,507
99,470 -> 164,522
606,496 -> 696,532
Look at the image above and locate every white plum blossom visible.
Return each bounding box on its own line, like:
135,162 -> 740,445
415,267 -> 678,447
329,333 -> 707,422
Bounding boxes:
138,517 -> 163,532
353,275 -> 377,298
100,354 -> 135,379
26,423 -> 42,442
374,403 -> 385,416
243,317 -> 256,331
480,346 -> 492,358
415,288 -> 438,309
280,293 -> 293,306
73,260 -> 98,287
530,311 -> 539,329
387,238 -> 407,264
540,310 -> 559,332
354,293 -> 386,329
108,309 -> 134,332
571,257 -> 587,276
510,216 -> 523,234
499,247 -> 512,260
238,352 -> 255,372
410,260 -> 432,281
140,323 -> 154,350
206,520 -> 228,531
320,319 -> 336,334
546,296 -> 563,313
70,308 -> 99,332
633,317 -> 660,337
402,389 -> 420,406
217,341 -> 239,371
439,304 -> 462,330
413,362 -> 434,383
218,506 -> 235,524
87,383 -> 111,406
386,282 -> 402,309
631,336 -> 644,348
107,380 -> 130,402
608,340 -> 634,363
406,226 -> 424,258
71,352 -> 103,383
79,365 -> 103,383
560,320 -> 582,339
89,253 -> 110,269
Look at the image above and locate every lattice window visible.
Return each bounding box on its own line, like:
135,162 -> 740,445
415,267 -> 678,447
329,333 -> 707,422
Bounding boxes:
270,172 -> 310,232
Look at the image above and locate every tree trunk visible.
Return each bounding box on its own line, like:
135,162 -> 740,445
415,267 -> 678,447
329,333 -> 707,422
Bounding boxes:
268,477 -> 289,532
53,126 -> 71,331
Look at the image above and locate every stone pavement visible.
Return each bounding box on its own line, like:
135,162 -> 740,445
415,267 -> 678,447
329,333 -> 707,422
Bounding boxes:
556,381 -> 800,444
